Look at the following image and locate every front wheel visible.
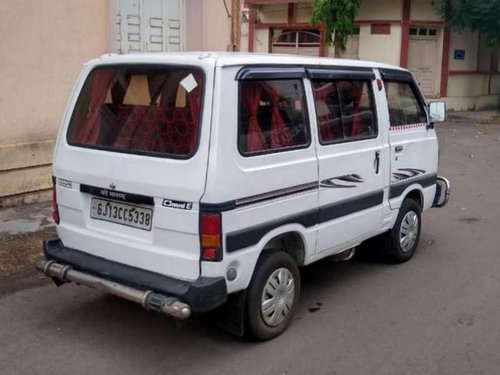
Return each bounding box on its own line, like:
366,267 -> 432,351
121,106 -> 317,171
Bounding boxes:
245,251 -> 300,341
385,198 -> 422,263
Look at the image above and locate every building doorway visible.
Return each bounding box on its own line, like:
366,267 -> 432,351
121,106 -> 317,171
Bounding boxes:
338,27 -> 360,59
408,26 -> 439,97
116,0 -> 184,53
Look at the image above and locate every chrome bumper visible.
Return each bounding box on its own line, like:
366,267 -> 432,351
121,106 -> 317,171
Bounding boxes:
35,260 -> 191,320
39,238 -> 227,313
432,175 -> 451,208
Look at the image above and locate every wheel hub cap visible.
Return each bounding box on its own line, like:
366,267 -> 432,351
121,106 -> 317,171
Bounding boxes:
261,268 -> 295,327
399,211 -> 419,253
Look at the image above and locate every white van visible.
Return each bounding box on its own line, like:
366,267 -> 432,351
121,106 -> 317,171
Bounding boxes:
37,52 -> 450,340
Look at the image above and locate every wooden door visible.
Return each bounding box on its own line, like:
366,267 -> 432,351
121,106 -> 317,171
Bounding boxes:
340,35 -> 360,59
117,0 -> 183,53
408,27 -> 439,97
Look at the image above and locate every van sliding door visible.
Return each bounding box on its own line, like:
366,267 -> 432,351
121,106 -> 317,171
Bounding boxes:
308,68 -> 386,254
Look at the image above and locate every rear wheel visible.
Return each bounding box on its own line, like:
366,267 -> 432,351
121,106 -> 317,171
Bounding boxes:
245,251 -> 300,341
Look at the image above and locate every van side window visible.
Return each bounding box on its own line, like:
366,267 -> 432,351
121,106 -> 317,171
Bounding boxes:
385,81 -> 427,126
239,80 -> 310,155
312,80 -> 377,144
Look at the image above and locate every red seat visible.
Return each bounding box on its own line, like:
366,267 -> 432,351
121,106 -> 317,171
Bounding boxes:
113,105 -> 146,149
112,105 -> 198,154
159,107 -> 197,155
130,107 -> 165,152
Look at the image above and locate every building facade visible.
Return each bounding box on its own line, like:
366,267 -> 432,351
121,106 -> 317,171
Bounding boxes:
0,0 -> 498,207
241,0 -> 500,110
0,0 -> 234,207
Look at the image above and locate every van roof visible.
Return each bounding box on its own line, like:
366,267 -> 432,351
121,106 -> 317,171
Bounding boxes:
91,51 -> 407,72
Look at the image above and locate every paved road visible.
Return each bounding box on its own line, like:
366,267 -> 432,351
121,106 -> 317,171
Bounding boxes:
1,114 -> 499,375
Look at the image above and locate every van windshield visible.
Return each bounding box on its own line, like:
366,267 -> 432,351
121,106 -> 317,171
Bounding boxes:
67,65 -> 204,158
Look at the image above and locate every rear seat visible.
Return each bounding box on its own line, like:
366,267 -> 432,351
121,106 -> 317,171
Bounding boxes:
111,104 -> 197,155
113,105 -> 149,149
157,107 -> 197,155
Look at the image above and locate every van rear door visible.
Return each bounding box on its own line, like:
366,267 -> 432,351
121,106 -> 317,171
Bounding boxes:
53,60 -> 214,280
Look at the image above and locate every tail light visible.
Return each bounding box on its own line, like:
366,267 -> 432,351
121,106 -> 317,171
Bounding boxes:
52,177 -> 60,224
200,213 -> 222,261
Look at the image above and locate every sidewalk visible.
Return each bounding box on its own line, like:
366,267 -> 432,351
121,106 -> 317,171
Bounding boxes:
0,201 -> 54,283
0,201 -> 52,236
447,109 -> 500,124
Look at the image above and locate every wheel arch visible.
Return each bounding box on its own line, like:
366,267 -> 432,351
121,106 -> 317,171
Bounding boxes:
261,230 -> 306,266
222,223 -> 312,294
389,183 -> 425,210
404,189 -> 423,209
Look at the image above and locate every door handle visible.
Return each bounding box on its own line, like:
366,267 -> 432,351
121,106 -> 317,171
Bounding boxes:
395,145 -> 404,153
374,151 -> 380,174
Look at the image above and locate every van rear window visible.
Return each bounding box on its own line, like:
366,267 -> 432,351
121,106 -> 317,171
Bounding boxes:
67,66 -> 204,158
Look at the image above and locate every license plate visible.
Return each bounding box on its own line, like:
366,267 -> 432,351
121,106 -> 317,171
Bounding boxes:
90,197 -> 153,231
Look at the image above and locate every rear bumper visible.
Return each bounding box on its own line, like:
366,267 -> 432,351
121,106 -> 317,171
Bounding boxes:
40,238 -> 227,314
432,175 -> 451,208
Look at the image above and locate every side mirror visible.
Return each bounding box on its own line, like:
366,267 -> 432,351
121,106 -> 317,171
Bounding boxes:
429,101 -> 446,123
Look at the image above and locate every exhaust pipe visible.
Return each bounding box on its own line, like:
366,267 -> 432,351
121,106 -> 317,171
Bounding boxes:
328,247 -> 356,262
35,260 -> 191,320
341,247 -> 356,261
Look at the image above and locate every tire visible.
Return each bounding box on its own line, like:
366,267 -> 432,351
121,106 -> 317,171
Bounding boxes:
384,198 -> 422,263
245,251 -> 300,341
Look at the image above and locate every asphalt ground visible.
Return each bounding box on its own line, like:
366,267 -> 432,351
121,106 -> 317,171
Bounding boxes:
1,112 -> 499,375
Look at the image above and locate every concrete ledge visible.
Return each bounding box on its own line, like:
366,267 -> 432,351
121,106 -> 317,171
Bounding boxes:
0,140 -> 55,171
0,165 -> 52,197
0,189 -> 52,209
0,140 -> 54,207
444,95 -> 500,111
